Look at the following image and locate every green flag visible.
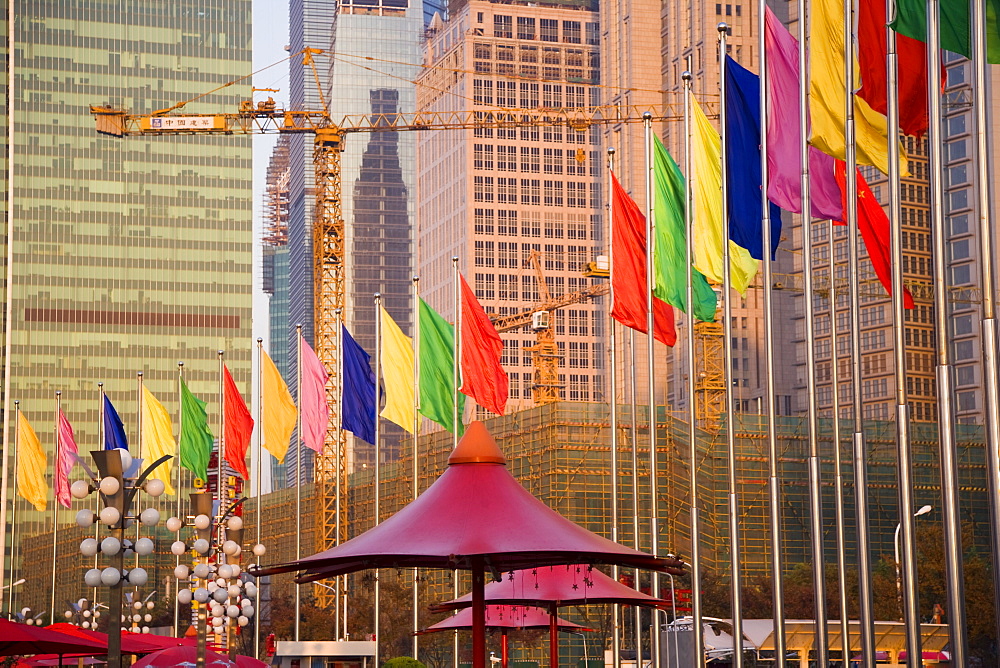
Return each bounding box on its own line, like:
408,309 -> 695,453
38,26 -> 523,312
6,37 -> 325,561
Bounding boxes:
180,377 -> 214,483
892,0 -> 1000,63
652,136 -> 718,322
418,298 -> 465,434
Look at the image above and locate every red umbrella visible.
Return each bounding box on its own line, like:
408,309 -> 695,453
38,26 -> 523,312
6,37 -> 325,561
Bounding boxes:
233,655 -> 269,667
0,618 -> 108,658
46,623 -> 162,655
257,422 -> 684,668
419,605 -> 593,668
129,645 -> 235,667
22,657 -> 102,666
430,565 -> 669,668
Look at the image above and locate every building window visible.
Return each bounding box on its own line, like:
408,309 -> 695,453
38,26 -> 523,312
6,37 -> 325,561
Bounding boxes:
517,16 -> 536,40
948,188 -> 969,212
543,180 -> 564,206
473,144 -> 494,170
474,240 -> 495,267
562,20 -> 581,43
953,314 -> 973,336
945,139 -> 967,162
956,365 -> 976,386
520,147 -> 540,173
585,22 -> 599,45
473,176 -> 494,202
958,390 -> 977,411
519,82 -> 539,108
474,209 -> 495,235
494,14 -> 512,38
946,114 -> 967,137
954,340 -> 974,360
474,273 -> 495,301
473,79 -> 494,105
543,148 -> 563,174
520,179 -> 541,205
540,19 -> 559,42
950,263 -> 972,285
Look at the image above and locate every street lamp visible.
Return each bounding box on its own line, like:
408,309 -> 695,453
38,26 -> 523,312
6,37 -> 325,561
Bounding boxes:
63,599 -> 106,629
895,504 -> 933,619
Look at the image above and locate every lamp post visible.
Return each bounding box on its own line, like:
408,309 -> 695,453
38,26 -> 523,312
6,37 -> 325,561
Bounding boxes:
124,591 -> 157,633
63,599 -> 106,629
72,448 -> 170,668
895,504 -> 932,619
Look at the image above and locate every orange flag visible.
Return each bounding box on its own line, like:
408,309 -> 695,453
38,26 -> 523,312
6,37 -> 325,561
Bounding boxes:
459,274 -> 509,415
223,364 -> 254,479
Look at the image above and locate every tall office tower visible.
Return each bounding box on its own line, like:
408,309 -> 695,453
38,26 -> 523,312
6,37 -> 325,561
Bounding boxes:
659,0 -> 799,422
263,135 -> 293,488
3,0 -> 252,566
417,0 -> 606,415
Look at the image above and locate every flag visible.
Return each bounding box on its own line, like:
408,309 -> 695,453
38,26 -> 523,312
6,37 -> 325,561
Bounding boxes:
652,137 -> 718,322
140,386 -> 176,495
611,170 -> 678,346
103,394 -> 128,451
857,0 -> 935,137
691,97 -> 760,294
724,55 -> 783,261
459,274 -> 509,415
341,325 -> 377,445
180,377 -> 214,484
834,161 -> 915,309
809,0 -> 907,175
891,0 -> 1000,63
16,411 -> 48,512
418,298 -> 465,434
55,409 -> 78,509
299,333 -> 330,453
223,365 -> 253,480
261,349 -> 297,463
764,6 -> 845,220
379,307 -> 416,432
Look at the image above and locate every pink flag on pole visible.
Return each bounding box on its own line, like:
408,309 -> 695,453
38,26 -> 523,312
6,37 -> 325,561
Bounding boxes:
56,409 -> 79,509
299,333 -> 330,453
764,6 -> 844,221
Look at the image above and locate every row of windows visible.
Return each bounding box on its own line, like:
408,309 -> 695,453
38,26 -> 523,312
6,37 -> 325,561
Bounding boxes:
473,61 -> 600,83
507,372 -> 605,401
473,117 -> 599,145
474,241 -> 591,271
472,80 -> 599,108
473,145 -> 598,176
473,44 -> 597,69
480,15 -> 599,45
473,177 -> 600,208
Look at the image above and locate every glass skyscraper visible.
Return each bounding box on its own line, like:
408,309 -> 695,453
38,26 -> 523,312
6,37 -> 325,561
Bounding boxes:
2,0 -> 253,587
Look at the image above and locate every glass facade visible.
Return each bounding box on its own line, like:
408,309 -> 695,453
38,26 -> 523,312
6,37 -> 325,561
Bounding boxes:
3,0 -> 253,589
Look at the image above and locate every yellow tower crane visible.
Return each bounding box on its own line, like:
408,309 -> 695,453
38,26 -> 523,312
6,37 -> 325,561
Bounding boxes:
91,48 -> 708,601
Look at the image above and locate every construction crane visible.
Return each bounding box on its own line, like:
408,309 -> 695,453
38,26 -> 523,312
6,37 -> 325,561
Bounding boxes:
90,48 -> 700,603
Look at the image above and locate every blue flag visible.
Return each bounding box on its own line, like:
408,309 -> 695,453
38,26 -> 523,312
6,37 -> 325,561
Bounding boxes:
724,55 -> 783,261
103,394 -> 129,450
341,325 -> 376,445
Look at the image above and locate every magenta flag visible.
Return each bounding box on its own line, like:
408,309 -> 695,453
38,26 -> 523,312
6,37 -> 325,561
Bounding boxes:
764,6 -> 844,221
56,409 -> 79,509
299,332 -> 330,453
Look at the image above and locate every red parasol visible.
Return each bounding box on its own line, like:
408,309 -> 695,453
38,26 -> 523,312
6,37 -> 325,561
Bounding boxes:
45,623 -> 162,655
256,422 -> 683,668
0,618 -> 108,658
233,655 -> 270,667
129,644 -> 235,667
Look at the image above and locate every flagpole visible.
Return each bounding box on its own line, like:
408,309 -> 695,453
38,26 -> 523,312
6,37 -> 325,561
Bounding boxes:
717,25 -> 744,668
681,66 -> 705,668
373,292 -> 383,668
95,383 -> 104,604
136,371 -> 144,576
334,308 -> 345,639
451,256 -> 460,668
411,275 -> 421,660
605,146 -> 622,668
216,350 -> 226,652
885,4 -> 923,662
627,328 -> 642,661
8,401 -> 19,617
971,0 -> 1000,649
640,111 -> 662,668
50,391 -> 61,624
175,361 -> 184,638
841,0 -> 877,660
926,0 -> 969,661
254,340 -> 263,657
295,324 -> 303,642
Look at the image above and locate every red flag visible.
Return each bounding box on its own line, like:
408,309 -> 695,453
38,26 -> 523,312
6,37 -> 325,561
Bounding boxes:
610,172 -> 676,346
856,0 -> 938,138
223,364 -> 254,479
55,410 -> 79,509
834,162 -> 915,309
459,274 -> 509,415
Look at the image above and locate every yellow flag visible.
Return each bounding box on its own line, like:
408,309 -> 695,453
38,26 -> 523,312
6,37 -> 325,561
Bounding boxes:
808,0 -> 907,175
379,306 -> 415,432
141,386 -> 176,495
16,412 -> 48,512
691,97 -> 759,295
261,349 -> 297,463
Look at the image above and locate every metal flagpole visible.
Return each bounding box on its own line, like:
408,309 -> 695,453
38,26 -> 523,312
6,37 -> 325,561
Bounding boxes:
216,351 -> 226,653
606,146 -> 622,668
8,401 -> 19,617
681,66 -> 705,668
95,383 -> 104,604
50,391 -> 61,624
641,111 -> 662,668
136,372 -> 144,575
717,24 -> 744,668
841,0 -> 877,660
0,0 -> 14,603
254,340 -> 264,657
971,0 -> 1000,649
412,276 -> 421,660
926,0 -> 969,662
175,361 -> 184,638
295,324 -> 303,641
374,293 -> 383,668
790,0 -> 823,659
885,3 -> 922,662
451,256 -> 461,668
627,328 -> 642,662
335,309 -> 346,639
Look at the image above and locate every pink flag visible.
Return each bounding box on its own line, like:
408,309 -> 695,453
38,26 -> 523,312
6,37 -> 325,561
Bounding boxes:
764,6 -> 844,221
56,409 -> 79,509
299,333 -> 330,453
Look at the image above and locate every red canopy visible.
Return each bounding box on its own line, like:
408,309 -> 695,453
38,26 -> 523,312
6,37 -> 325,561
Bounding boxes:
130,644 -> 235,667
0,618 -> 108,658
418,605 -> 592,634
431,565 -> 669,612
257,421 -> 683,582
46,623 -> 162,655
